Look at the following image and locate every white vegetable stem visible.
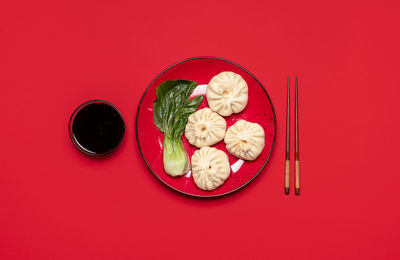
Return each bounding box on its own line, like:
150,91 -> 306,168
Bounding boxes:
162,135 -> 190,177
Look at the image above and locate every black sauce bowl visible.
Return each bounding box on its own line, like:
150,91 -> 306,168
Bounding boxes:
69,100 -> 125,156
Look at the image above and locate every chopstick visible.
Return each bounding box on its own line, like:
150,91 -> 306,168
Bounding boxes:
295,76 -> 300,195
285,76 -> 290,195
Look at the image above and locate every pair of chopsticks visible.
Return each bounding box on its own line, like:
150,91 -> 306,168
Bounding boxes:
285,76 -> 300,195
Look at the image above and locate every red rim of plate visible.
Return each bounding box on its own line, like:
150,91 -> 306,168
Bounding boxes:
135,56 -> 277,198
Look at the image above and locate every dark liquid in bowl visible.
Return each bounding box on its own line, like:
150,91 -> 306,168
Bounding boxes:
72,102 -> 125,155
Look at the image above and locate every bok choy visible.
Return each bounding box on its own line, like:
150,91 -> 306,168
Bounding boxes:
153,80 -> 203,176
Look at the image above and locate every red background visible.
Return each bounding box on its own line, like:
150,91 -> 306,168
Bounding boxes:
1,0 -> 400,259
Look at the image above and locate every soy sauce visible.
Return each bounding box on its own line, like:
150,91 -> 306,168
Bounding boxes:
70,101 -> 125,156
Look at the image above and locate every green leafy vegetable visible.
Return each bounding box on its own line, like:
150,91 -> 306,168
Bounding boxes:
153,80 -> 203,176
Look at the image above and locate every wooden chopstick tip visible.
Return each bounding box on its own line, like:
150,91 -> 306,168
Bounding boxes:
295,188 -> 300,195
285,187 -> 290,195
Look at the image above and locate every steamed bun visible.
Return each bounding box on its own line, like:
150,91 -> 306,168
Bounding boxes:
206,71 -> 248,116
185,108 -> 226,148
224,120 -> 265,161
191,147 -> 230,191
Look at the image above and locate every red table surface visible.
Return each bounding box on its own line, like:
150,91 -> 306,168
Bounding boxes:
1,0 -> 400,259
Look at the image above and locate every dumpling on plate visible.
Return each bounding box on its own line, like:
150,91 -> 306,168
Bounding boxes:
206,71 -> 248,116
224,120 -> 265,161
191,147 -> 230,191
185,108 -> 226,148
